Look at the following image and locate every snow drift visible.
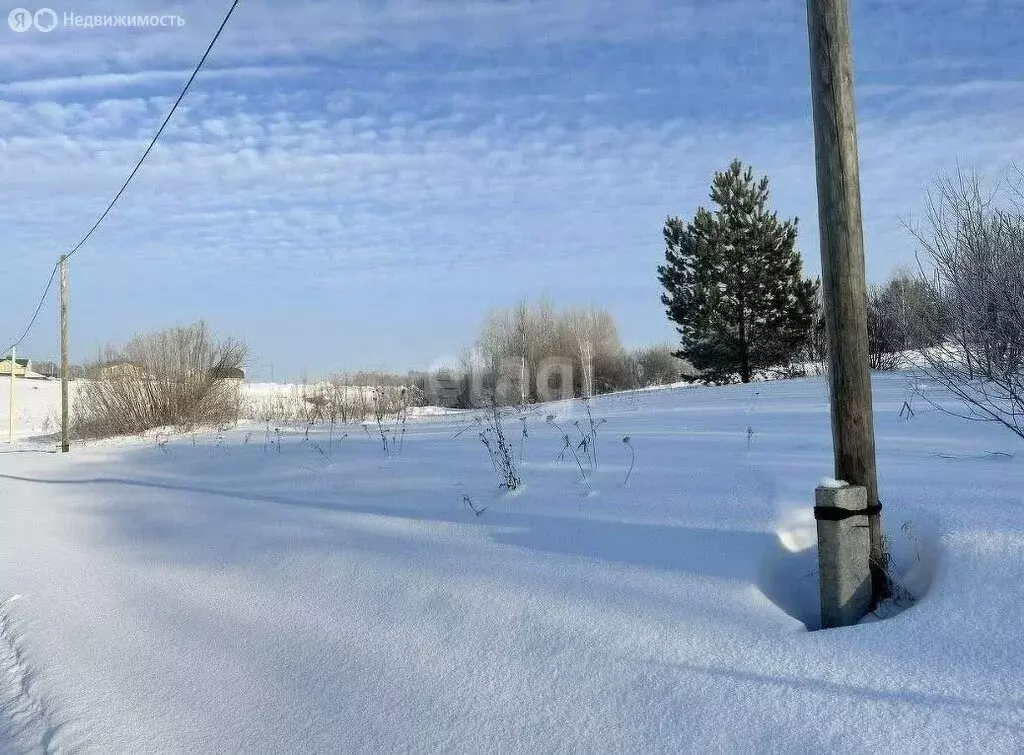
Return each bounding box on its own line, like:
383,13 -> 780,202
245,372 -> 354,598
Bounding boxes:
1,373 -> 1022,752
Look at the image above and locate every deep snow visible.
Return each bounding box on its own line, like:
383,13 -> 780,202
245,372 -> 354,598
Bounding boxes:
1,373 -> 1022,752
0,379 -> 65,440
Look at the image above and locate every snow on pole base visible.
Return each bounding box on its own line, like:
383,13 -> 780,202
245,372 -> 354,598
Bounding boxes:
815,483 -> 872,629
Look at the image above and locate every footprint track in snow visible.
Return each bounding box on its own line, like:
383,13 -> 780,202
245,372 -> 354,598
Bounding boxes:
1,595 -> 69,754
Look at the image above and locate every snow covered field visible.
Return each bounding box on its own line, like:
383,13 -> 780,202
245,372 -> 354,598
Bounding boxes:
1,374 -> 1023,752
0,379 -> 65,440
0,380 -> 450,442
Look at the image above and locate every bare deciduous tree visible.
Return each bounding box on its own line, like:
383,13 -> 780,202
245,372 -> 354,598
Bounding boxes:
477,299 -> 629,405
909,167 -> 1024,437
866,268 -> 948,371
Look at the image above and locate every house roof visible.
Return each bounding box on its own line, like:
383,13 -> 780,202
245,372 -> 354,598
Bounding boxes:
210,366 -> 245,379
0,358 -> 30,367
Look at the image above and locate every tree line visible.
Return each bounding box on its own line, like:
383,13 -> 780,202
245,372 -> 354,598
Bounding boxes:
655,159 -> 1001,384
411,301 -> 693,409
660,158 -> 1024,437
66,159 -> 1024,440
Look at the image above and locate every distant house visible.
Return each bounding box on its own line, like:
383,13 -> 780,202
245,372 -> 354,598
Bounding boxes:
209,366 -> 245,381
93,361 -> 153,381
85,363 -> 244,382
0,357 -> 31,377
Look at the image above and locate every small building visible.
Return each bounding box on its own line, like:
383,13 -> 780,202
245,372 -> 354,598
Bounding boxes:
93,362 -> 153,381
210,366 -> 245,381
0,357 -> 31,377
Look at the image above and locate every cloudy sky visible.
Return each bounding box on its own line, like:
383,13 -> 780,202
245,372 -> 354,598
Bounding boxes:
2,0 -> 1022,379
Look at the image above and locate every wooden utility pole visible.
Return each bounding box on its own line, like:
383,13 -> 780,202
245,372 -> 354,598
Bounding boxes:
8,345 -> 15,444
60,254 -> 70,453
805,0 -> 884,603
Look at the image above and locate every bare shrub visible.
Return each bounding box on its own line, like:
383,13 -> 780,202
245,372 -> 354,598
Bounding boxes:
570,399 -> 606,472
330,372 -> 420,422
240,371 -> 423,429
478,404 -> 521,490
867,268 -> 949,371
74,321 -> 247,438
627,344 -> 693,387
545,412 -> 592,489
410,367 -> 475,409
240,389 -> 304,425
909,167 -> 1024,437
867,283 -> 908,371
325,378 -> 352,425
361,383 -> 419,457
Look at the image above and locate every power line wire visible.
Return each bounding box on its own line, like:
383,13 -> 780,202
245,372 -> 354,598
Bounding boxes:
4,0 -> 242,355
4,263 -> 58,356
64,0 -> 241,263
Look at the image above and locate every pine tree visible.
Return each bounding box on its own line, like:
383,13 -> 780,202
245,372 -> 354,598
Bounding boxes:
658,160 -> 818,384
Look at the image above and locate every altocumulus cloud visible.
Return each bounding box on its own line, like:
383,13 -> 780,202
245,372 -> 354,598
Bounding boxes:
1,0 -> 1022,376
